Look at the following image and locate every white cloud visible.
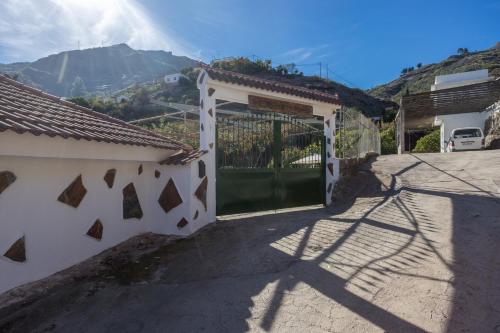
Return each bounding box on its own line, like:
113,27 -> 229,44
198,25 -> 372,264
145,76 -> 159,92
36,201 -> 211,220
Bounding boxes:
279,48 -> 312,62
0,0 -> 192,62
276,44 -> 331,64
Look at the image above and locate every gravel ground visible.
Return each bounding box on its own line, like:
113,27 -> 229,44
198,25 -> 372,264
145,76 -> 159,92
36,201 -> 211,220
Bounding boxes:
1,150 -> 500,333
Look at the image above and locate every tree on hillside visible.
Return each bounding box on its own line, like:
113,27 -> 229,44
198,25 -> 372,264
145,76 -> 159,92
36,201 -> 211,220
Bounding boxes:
132,87 -> 150,106
211,57 -> 303,77
275,63 -> 303,76
70,76 -> 87,97
457,47 -> 469,56
67,97 -> 91,108
212,57 -> 272,75
416,63 -> 422,69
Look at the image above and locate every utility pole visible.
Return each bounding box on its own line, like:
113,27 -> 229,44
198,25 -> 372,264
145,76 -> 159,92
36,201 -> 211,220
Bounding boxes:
319,62 -> 322,78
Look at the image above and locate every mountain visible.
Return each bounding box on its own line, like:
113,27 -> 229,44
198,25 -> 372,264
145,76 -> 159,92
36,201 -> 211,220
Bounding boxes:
368,42 -> 500,101
0,43 -> 198,97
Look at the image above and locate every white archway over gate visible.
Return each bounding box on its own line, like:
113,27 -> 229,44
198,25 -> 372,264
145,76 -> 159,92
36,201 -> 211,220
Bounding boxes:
197,66 -> 342,219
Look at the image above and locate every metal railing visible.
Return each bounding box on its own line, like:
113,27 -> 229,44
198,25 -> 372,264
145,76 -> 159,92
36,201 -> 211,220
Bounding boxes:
335,107 -> 381,159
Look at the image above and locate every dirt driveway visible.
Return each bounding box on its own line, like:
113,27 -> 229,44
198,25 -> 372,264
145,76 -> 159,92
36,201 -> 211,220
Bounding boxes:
1,151 -> 500,332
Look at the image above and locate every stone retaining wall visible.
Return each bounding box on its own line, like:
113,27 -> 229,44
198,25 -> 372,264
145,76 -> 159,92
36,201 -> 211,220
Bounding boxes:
484,101 -> 500,149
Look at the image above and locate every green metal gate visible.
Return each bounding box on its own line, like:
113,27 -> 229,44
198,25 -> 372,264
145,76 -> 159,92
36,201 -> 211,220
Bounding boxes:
216,111 -> 325,215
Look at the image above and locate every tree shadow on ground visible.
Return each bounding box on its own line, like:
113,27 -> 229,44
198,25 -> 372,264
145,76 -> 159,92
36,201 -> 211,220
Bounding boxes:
1,155 -> 499,332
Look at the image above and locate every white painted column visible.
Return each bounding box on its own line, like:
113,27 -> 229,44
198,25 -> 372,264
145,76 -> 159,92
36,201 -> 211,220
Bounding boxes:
197,71 -> 217,222
324,111 -> 339,206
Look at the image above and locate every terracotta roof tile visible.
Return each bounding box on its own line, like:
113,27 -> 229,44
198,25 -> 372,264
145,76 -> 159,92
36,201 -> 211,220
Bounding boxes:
160,149 -> 207,165
0,75 -> 191,151
203,66 -> 341,105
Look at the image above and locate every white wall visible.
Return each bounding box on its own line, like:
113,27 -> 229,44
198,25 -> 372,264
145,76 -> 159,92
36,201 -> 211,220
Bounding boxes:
0,153 -> 211,294
431,69 -> 492,91
435,112 -> 491,152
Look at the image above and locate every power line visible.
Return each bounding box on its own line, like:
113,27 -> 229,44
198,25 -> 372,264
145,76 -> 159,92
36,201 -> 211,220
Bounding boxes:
326,67 -> 359,88
208,54 -> 360,88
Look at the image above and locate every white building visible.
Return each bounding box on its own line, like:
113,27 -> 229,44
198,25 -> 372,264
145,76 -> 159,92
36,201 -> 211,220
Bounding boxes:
397,71 -> 500,154
432,70 -> 497,152
0,75 -> 212,294
431,69 -> 494,91
434,111 -> 492,152
164,73 -> 184,85
0,67 -> 344,296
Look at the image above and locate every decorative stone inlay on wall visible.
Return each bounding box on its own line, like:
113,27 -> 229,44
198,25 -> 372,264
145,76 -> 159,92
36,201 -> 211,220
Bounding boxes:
4,236 -> 26,263
193,210 -> 199,220
103,169 -> 116,188
195,177 -> 208,211
138,164 -> 143,175
86,219 -> 103,240
122,183 -> 143,219
58,175 -> 87,208
209,143 -> 214,149
325,119 -> 330,127
177,217 -> 188,229
327,183 -> 333,193
327,163 -> 334,176
200,123 -> 204,131
0,171 -> 16,195
200,99 -> 204,110
208,88 -> 216,96
208,108 -> 213,117
158,179 -> 183,214
327,138 -> 331,145
198,72 -> 205,84
327,152 -> 331,158
155,170 -> 161,178
198,160 -> 206,178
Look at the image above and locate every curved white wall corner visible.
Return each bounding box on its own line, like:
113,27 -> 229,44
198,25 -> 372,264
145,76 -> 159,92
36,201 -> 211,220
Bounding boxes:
0,153 -> 212,295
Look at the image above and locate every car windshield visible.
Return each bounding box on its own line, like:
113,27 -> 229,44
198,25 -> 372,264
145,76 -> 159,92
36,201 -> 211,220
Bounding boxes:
453,129 -> 481,138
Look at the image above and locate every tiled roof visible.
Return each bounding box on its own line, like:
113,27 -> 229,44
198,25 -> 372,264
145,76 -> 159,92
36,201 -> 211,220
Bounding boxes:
202,66 -> 341,105
0,75 -> 190,151
159,149 -> 207,165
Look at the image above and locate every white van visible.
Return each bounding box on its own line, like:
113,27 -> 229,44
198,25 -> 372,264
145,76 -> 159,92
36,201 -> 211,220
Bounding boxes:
446,127 -> 485,152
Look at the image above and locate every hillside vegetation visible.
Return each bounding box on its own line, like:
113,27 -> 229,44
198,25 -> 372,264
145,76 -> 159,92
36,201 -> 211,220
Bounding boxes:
368,43 -> 500,101
0,43 -> 197,97
211,57 -> 396,118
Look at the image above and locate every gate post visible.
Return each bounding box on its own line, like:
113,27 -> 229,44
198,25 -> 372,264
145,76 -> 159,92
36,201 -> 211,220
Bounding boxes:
324,111 -> 338,206
197,71 -> 216,222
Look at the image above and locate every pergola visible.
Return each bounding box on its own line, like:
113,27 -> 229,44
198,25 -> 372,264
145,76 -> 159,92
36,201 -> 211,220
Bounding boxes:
396,78 -> 500,153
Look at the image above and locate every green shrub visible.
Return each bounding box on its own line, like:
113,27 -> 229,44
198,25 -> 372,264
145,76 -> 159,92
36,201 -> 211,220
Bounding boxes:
412,129 -> 440,153
380,122 -> 397,155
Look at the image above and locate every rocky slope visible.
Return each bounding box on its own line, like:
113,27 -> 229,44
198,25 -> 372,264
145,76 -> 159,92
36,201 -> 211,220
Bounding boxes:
0,44 -> 198,97
368,43 -> 500,101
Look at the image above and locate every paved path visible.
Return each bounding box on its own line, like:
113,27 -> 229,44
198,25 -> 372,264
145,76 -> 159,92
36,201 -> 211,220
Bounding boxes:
2,151 -> 500,332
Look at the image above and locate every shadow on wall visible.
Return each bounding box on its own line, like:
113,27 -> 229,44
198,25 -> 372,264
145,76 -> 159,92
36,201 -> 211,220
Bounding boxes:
1,155 -> 499,332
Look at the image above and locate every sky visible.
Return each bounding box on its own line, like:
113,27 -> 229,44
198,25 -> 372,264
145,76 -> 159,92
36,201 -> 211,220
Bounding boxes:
0,0 -> 499,89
